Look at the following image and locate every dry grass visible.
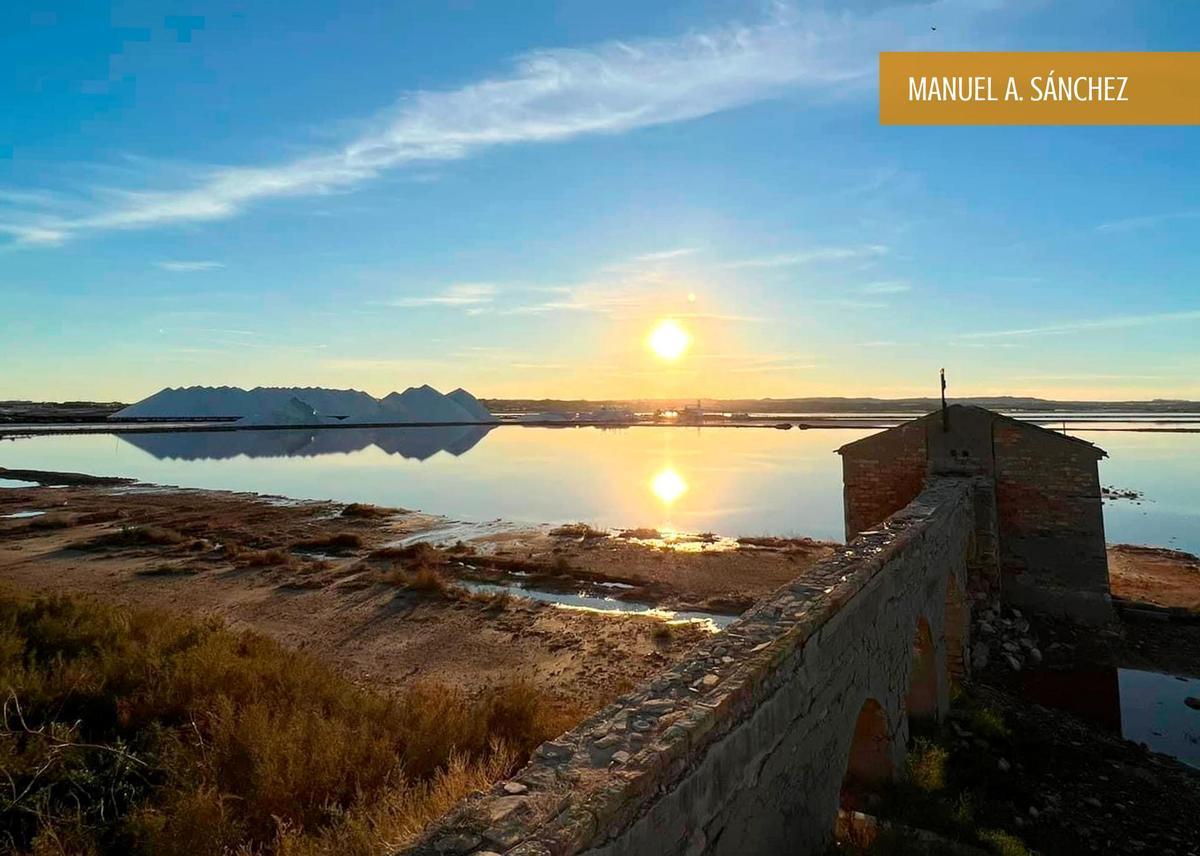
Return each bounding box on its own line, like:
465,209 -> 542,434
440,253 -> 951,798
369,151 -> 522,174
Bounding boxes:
549,522 -> 607,541
0,589 -> 574,856
339,503 -> 394,520
72,525 -> 187,550
617,528 -> 661,540
25,513 -> 76,531
241,549 -> 297,568
370,543 -> 443,567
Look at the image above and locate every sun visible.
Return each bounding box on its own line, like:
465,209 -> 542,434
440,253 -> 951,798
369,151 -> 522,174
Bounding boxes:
648,319 -> 690,360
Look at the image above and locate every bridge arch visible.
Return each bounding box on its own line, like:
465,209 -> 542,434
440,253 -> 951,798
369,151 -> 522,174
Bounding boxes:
841,696 -> 893,806
905,616 -> 939,723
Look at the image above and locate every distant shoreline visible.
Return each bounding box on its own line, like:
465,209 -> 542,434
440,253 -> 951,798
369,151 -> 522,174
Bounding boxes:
3,416 -> 1200,439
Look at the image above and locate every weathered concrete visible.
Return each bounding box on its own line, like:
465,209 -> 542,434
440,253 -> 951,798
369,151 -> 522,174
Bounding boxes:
402,477 -> 977,856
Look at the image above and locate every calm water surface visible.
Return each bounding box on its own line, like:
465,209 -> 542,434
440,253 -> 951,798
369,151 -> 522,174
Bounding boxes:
1022,667 -> 1200,769
1,425 -> 1197,550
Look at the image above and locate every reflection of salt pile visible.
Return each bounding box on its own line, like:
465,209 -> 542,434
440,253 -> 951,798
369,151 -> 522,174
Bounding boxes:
113,384 -> 496,427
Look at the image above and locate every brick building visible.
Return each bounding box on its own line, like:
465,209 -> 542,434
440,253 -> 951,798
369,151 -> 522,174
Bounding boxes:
837,404 -> 1112,623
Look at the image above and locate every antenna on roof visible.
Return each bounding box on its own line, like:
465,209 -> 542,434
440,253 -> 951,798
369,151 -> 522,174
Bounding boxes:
940,368 -> 948,432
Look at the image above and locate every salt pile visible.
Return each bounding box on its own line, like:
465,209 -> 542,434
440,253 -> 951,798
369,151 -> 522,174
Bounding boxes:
235,397 -> 339,427
113,384 -> 496,426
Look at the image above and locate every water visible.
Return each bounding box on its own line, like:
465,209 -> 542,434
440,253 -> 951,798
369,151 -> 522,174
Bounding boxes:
1,424 -> 1197,551
458,580 -> 734,631
1022,667 -> 1200,769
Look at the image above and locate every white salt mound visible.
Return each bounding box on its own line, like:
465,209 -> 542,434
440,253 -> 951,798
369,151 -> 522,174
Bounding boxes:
236,397 -> 338,427
114,384 -> 495,426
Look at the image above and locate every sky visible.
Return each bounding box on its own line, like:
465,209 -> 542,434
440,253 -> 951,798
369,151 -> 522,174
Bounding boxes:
2,0 -> 1198,403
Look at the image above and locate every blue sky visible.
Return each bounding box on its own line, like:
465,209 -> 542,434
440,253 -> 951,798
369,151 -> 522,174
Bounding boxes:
2,0 -> 1198,402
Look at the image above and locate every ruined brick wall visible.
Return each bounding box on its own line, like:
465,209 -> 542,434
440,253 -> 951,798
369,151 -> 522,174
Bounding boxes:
840,419 -> 927,539
992,420 -> 1112,622
402,478 -> 976,856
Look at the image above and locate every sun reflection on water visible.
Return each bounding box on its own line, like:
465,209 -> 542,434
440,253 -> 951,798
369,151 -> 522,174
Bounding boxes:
650,466 -> 688,505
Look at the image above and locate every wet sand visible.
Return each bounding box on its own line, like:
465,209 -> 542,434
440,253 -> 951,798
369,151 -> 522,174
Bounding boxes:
1109,544 -> 1200,612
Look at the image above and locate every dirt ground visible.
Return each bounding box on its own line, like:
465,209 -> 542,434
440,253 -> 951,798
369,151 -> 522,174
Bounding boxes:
2,466 -> 1197,718
0,470 -> 830,712
1108,543 -> 1200,612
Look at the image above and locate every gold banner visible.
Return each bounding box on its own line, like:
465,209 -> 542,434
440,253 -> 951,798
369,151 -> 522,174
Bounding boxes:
879,52 -> 1200,125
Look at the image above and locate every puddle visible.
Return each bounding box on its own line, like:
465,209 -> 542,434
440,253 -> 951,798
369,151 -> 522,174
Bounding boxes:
620,530 -> 742,553
457,580 -> 736,632
1,510 -> 45,519
1022,667 -> 1200,769
0,478 -> 40,489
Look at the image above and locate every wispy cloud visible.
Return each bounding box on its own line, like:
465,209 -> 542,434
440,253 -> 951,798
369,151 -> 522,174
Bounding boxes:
959,309 -> 1200,340
1,4 -> 915,246
632,247 -> 698,263
391,282 -> 498,308
858,279 -> 910,294
155,260 -> 224,272
1095,210 -> 1199,234
719,245 -> 887,270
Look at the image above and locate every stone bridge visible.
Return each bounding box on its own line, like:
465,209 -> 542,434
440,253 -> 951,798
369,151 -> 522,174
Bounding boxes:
405,475 -> 985,856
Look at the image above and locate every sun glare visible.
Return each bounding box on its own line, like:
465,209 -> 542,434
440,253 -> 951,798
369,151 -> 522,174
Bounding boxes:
648,319 -> 690,360
651,466 -> 688,505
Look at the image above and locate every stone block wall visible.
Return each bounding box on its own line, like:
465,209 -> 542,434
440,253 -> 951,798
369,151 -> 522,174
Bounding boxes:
401,478 -> 975,856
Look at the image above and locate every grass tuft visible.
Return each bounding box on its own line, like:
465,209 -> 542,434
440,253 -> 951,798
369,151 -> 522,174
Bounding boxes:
73,525 -> 187,550
904,738 -> 948,793
549,523 -> 607,540
339,503 -> 393,520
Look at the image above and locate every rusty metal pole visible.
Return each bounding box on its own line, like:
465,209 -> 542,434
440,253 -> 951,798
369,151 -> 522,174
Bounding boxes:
940,368 -> 948,432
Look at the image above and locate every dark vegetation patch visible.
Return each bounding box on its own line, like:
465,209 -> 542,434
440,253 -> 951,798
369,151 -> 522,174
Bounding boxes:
291,532 -> 364,555
549,522 -> 608,541
617,527 -> 661,540
24,513 -> 76,531
135,564 -> 199,577
0,589 -> 579,855
339,503 -> 396,520
72,525 -> 187,551
370,542 -> 445,568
